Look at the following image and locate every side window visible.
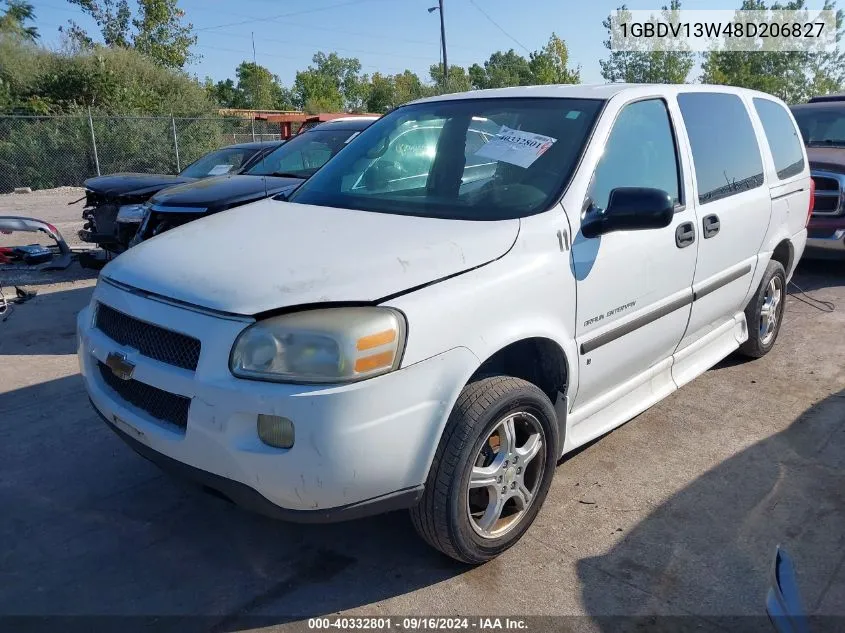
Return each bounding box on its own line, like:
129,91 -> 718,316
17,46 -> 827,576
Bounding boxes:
753,98 -> 805,180
588,99 -> 680,212
677,93 -> 764,204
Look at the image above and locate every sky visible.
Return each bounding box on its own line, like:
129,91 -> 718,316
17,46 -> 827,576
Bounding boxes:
28,0 -> 834,88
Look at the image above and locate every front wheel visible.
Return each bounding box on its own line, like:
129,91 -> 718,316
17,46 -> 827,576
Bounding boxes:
410,376 -> 559,564
739,259 -> 786,358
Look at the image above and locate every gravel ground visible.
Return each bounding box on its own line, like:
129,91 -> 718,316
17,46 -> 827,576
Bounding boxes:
0,186 -> 88,248
1,190 -> 844,631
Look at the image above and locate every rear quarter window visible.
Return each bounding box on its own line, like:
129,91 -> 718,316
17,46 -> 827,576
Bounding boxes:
753,98 -> 805,180
678,93 -> 764,205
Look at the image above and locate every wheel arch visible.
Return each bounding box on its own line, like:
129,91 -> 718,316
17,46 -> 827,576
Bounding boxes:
466,335 -> 572,456
771,238 -> 793,274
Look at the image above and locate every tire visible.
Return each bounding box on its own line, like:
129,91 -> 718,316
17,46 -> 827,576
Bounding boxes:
410,375 -> 559,564
738,259 -> 786,358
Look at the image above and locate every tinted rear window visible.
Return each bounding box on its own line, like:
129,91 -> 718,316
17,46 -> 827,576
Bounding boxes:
678,93 -> 764,204
753,98 -> 805,180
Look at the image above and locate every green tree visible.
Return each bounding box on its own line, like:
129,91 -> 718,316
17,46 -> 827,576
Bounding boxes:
600,1 -> 695,83
429,64 -> 472,93
365,72 -> 395,113
0,37 -> 214,115
702,0 -> 844,102
205,63 -> 294,110
204,77 -> 241,108
529,33 -> 581,84
62,0 -> 197,69
364,70 -> 431,112
393,69 -> 429,104
0,1 -> 38,41
469,49 -> 533,89
234,61 -> 293,110
293,51 -> 367,111
0,36 -> 50,113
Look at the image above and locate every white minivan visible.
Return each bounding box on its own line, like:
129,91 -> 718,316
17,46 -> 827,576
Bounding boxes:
78,84 -> 810,563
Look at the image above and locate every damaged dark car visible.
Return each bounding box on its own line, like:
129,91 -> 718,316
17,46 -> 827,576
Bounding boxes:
131,116 -> 378,246
79,140 -> 284,253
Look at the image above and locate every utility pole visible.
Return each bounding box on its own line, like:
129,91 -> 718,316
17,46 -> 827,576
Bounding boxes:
429,1 -> 448,90
439,0 -> 448,89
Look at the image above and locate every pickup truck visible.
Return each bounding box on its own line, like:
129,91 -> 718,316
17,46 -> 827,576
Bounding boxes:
78,84 -> 809,563
791,93 -> 845,256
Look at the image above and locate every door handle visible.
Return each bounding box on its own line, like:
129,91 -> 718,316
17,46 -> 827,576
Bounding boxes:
703,214 -> 720,239
675,222 -> 696,248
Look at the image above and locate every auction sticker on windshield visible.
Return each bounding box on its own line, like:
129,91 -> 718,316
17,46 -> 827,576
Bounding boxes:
474,125 -> 557,168
208,164 -> 234,176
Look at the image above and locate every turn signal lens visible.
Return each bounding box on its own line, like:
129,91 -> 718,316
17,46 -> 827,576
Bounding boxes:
354,350 -> 396,373
356,328 -> 397,351
257,414 -> 295,449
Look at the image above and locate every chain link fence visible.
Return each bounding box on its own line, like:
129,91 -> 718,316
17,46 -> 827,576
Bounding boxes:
0,114 -> 284,193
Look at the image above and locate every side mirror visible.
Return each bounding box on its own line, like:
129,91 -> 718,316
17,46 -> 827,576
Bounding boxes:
581,187 -> 674,239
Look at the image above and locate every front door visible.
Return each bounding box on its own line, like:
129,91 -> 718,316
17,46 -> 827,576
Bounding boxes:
571,97 -> 698,414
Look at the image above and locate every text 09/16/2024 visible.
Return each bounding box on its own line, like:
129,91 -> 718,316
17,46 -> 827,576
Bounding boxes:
307,618 -> 530,631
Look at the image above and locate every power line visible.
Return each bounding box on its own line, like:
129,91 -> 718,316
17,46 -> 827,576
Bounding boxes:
467,0 -> 531,54
195,29 -> 477,66
192,43 -> 413,75
196,0 -> 393,32
34,0 -> 494,57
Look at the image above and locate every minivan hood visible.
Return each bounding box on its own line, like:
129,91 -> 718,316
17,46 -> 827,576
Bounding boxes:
149,174 -> 304,211
806,147 -> 845,173
103,199 -> 519,315
84,173 -> 195,198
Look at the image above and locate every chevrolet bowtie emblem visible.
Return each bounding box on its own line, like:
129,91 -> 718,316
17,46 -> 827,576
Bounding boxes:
105,352 -> 135,381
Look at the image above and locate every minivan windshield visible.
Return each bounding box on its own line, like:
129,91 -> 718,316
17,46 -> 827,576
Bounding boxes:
247,128 -> 364,178
288,97 -> 604,220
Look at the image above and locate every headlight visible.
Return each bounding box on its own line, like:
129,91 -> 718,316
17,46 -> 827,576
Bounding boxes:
230,307 -> 406,383
116,204 -> 147,224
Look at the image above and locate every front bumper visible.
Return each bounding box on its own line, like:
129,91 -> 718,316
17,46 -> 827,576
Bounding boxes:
94,400 -> 424,522
78,279 -> 478,518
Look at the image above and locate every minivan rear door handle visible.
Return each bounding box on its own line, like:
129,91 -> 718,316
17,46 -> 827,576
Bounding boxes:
675,222 -> 695,248
703,214 -> 720,239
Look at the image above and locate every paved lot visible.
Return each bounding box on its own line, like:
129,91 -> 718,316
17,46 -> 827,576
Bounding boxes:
1,190 -> 844,631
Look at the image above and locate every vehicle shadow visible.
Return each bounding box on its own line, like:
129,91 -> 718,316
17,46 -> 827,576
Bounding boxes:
0,373 -> 468,632
792,258 -> 845,293
0,283 -> 95,355
577,387 -> 845,631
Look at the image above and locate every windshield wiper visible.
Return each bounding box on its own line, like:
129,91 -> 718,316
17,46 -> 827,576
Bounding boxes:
269,171 -> 306,178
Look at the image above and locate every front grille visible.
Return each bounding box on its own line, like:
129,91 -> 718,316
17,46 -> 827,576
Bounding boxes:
814,175 -> 839,190
812,172 -> 843,216
95,303 -> 201,371
98,361 -> 190,429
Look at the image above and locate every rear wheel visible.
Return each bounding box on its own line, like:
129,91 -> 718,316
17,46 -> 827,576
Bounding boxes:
739,259 -> 786,358
410,376 -> 558,564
